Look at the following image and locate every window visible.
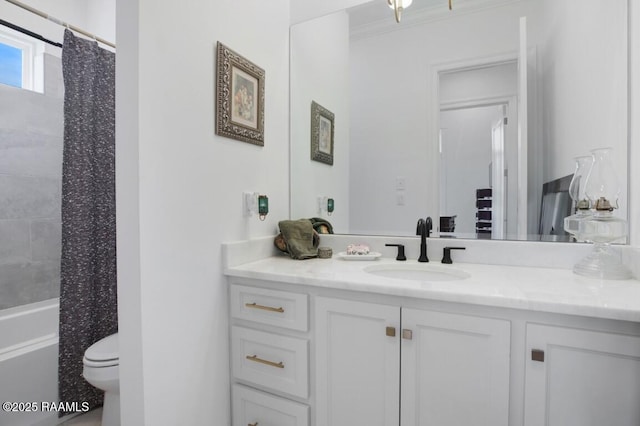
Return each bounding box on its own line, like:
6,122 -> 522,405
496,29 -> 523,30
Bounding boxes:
0,41 -> 22,88
0,26 -> 44,92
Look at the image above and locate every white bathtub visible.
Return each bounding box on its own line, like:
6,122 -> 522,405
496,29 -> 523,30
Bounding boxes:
0,299 -> 60,426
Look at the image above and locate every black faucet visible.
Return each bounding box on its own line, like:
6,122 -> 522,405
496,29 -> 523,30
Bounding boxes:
416,217 -> 432,262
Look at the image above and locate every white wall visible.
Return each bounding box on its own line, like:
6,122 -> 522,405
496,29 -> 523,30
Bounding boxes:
535,0 -> 627,218
290,11 -> 350,231
440,64 -> 518,104
291,0 -> 372,25
631,0 -> 640,246
116,0 -> 290,425
85,0 -> 116,44
115,1 -> 144,423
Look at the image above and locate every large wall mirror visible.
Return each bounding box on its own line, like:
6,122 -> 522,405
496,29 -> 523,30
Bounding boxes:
290,0 -> 629,242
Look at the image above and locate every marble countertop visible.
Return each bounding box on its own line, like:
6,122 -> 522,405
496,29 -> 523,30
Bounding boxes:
225,255 -> 640,322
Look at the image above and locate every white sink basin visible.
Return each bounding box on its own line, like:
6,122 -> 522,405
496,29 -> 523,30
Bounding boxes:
364,263 -> 470,282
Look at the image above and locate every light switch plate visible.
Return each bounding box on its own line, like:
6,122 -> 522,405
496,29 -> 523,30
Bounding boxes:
243,192 -> 258,216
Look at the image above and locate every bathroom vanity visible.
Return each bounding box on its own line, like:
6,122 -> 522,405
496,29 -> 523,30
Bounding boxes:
223,238 -> 640,426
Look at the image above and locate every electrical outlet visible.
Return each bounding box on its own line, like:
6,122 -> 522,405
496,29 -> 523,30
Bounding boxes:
317,196 -> 326,214
243,191 -> 258,216
396,176 -> 406,190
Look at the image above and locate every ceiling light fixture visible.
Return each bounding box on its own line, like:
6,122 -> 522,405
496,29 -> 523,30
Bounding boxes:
388,0 -> 452,24
387,0 -> 413,23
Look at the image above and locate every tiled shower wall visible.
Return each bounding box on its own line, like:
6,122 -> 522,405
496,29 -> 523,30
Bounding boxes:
0,53 -> 63,310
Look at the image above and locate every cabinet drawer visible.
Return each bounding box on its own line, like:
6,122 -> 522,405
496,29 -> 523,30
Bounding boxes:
231,284 -> 308,331
231,326 -> 309,399
232,384 -> 309,426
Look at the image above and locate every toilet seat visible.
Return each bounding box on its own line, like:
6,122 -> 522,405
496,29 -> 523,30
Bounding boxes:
83,333 -> 119,368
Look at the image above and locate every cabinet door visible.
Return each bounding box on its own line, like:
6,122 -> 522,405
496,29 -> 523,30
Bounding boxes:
401,309 -> 511,426
525,324 -> 640,426
316,297 -> 400,426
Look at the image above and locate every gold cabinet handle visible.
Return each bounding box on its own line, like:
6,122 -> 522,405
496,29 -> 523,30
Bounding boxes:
246,354 -> 284,369
245,302 -> 284,313
386,326 -> 396,337
248,423 -> 258,426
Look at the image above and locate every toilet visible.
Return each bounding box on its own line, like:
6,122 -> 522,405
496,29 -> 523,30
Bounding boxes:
83,333 -> 120,426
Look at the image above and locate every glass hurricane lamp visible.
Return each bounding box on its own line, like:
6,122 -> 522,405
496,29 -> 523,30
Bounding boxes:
564,155 -> 593,240
571,148 -> 631,280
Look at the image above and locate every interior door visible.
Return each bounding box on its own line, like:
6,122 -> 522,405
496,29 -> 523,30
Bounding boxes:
491,113 -> 506,239
517,16 -> 529,239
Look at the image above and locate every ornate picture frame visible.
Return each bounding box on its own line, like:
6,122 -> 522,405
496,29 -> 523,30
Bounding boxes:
311,101 -> 334,165
215,42 -> 265,146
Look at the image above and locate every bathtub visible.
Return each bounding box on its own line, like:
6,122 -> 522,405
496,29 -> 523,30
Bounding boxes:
0,299 -> 59,426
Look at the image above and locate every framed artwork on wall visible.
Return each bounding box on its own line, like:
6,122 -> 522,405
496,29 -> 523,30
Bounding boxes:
311,101 -> 334,165
215,42 -> 265,146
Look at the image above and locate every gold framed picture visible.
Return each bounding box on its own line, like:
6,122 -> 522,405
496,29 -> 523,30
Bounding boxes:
311,101 -> 334,165
215,42 -> 265,146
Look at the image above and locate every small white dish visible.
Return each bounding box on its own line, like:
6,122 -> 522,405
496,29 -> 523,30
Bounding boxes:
337,251 -> 382,261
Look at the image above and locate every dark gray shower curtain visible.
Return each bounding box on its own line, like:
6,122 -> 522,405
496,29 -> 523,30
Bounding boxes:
58,29 -> 117,414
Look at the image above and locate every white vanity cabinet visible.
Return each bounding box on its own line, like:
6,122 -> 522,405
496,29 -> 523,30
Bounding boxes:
226,272 -> 640,426
229,283 -> 310,426
315,297 -> 511,426
524,323 -> 640,426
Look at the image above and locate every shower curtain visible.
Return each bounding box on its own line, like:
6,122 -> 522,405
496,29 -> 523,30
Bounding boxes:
58,29 -> 117,414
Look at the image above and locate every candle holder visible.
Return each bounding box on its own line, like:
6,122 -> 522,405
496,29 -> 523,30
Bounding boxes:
564,148 -> 631,280
563,155 -> 593,241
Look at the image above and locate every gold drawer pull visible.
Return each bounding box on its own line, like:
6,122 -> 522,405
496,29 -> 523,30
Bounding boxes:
246,354 -> 284,369
248,423 -> 258,426
245,302 -> 284,313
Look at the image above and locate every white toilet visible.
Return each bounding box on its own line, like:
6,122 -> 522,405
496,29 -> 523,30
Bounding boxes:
83,333 -> 120,426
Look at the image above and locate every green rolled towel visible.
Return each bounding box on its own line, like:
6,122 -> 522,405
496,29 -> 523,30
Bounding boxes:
278,219 -> 319,259
309,217 -> 334,234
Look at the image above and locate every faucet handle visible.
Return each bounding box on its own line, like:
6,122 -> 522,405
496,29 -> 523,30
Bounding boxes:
385,244 -> 407,261
425,217 -> 433,236
442,246 -> 465,264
